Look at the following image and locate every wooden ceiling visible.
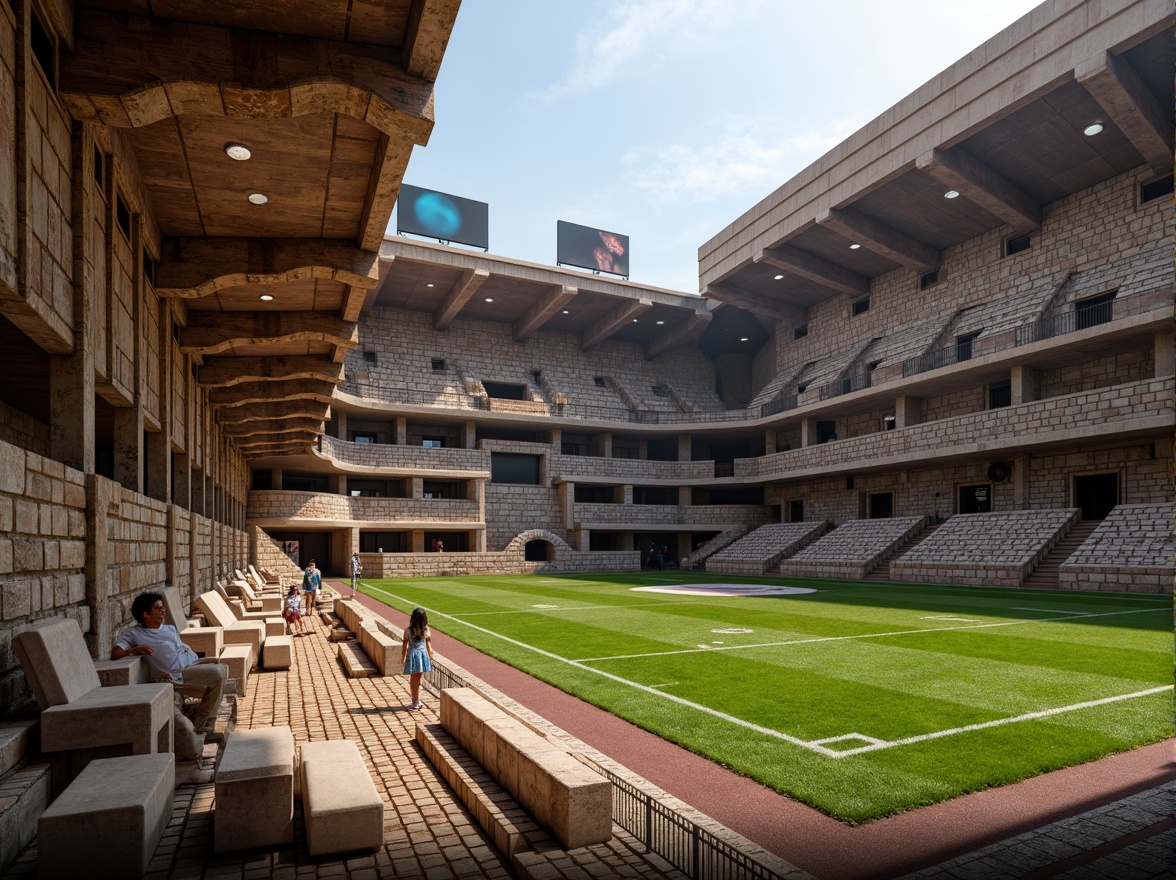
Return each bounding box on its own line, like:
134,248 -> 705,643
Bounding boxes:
702,16 -> 1174,315
55,0 -> 461,458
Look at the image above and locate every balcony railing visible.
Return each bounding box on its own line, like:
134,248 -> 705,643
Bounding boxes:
1015,299 -> 1116,346
818,372 -> 872,400
758,394 -> 798,417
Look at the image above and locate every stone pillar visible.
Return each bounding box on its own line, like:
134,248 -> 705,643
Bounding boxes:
329,473 -> 345,495
622,485 -> 633,504
800,418 -> 815,447
550,427 -> 562,450
172,452 -> 190,509
84,474 -> 117,655
1010,366 -> 1040,405
112,407 -> 143,492
600,433 -> 612,458
145,429 -> 169,502
270,468 -> 282,490
461,420 -> 476,449
410,477 -> 423,499
395,416 -> 407,445
678,486 -> 691,506
1011,454 -> 1029,508
335,409 -> 347,439
764,429 -> 776,455
637,438 -> 648,460
1155,329 -> 1175,377
894,395 -> 922,429
677,433 -> 691,461
411,530 -> 424,552
557,482 -> 573,531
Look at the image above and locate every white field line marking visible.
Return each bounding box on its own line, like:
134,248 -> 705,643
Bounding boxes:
366,585 -> 1170,759
921,616 -> 979,622
823,686 -> 1172,757
454,602 -> 672,618
1013,607 -> 1087,615
572,606 -> 1167,663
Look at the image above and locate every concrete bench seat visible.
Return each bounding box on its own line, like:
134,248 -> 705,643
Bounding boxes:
93,655 -> 148,687
13,619 -> 173,766
440,688 -> 611,850
193,591 -> 266,664
218,645 -> 254,697
215,725 -> 294,853
262,635 -> 292,670
337,641 -> 376,677
38,752 -> 174,879
300,740 -> 384,855
160,586 -> 225,659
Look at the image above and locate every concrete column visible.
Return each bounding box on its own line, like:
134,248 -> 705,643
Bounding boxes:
764,429 -> 777,455
800,418 -> 815,447
622,485 -> 633,504
1010,366 -> 1040,405
474,527 -> 487,552
112,407 -> 144,492
894,395 -> 922,429
677,433 -> 691,461
1012,454 -> 1029,508
395,416 -> 407,445
172,452 -> 190,509
600,433 -> 613,458
270,468 -> 283,490
190,467 -> 204,514
84,474 -> 117,655
462,420 -> 476,449
411,530 -> 424,552
550,427 -> 562,450
678,486 -> 691,506
557,482 -> 573,531
410,477 -> 423,499
145,430 -> 169,502
334,409 -> 346,440
1155,329 -> 1175,377
637,438 -> 648,460
329,474 -> 345,495
676,533 -> 691,565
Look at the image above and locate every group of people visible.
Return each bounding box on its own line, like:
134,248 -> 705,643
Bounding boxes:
648,540 -> 671,570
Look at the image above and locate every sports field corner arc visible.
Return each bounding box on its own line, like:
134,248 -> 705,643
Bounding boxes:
358,572 -> 1172,824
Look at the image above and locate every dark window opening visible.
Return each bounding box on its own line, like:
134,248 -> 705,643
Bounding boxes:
691,486 -> 763,505
883,415 -> 896,431
646,436 -> 677,461
421,436 -> 444,448
651,384 -> 669,398
360,532 -> 408,553
633,486 -> 675,505
431,358 -> 446,372
589,533 -> 617,551
1075,290 -> 1116,330
142,250 -> 156,286
283,474 -> 329,492
561,442 -> 587,456
955,331 -> 980,362
30,9 -> 56,89
350,479 -> 404,498
852,297 -> 870,316
1074,473 -> 1118,520
868,492 -> 893,519
362,351 -> 377,365
490,453 -> 541,484
422,481 -> 462,500
1140,175 -> 1174,204
350,431 -> 378,444
959,484 -> 991,514
93,147 -> 104,188
116,196 -> 131,240
250,470 -> 273,491
793,325 -> 808,340
593,376 -> 607,388
988,380 -> 1011,409
476,425 -> 542,443
483,381 -> 527,400
920,269 -> 940,290
817,420 -> 837,443
574,485 -> 616,503
1004,233 -> 1031,257
531,370 -> 542,384
524,540 -> 553,562
787,499 -> 804,523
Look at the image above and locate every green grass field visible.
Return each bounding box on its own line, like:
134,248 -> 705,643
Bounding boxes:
359,572 -> 1172,823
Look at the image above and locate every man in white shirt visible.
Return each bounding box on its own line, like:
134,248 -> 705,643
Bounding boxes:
111,591 -> 227,735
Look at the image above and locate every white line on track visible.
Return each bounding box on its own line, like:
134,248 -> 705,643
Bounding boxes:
452,601 -> 673,617
365,584 -> 1170,759
571,605 -> 1166,662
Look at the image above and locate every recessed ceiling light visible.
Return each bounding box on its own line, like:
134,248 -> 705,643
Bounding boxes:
425,283 -> 434,288
849,243 -> 861,250
224,143 -> 252,161
247,192 -> 268,205
485,297 -> 493,302
1083,123 -> 1104,136
773,274 -> 785,281
632,318 -> 638,323
740,337 -> 749,342
259,294 -> 274,301
656,320 -> 665,325
944,190 -> 960,199
561,310 -> 569,314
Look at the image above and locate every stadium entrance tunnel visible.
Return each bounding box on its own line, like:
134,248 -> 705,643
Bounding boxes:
524,539 -> 554,562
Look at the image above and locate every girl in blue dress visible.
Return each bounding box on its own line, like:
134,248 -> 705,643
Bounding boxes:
401,607 -> 434,710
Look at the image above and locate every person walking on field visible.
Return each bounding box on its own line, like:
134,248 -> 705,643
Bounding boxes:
350,552 -> 362,598
401,607 -> 434,711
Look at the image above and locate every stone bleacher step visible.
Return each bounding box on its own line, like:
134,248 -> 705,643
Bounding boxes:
866,521 -> 940,581
0,720 -> 50,873
1024,520 -> 1101,587
337,641 -> 377,678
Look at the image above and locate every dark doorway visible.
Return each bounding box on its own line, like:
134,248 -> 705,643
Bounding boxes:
868,493 -> 893,519
817,420 -> 837,444
1074,473 -> 1118,520
524,540 -> 552,562
269,531 -> 331,572
788,500 -> 804,523
959,484 -> 992,514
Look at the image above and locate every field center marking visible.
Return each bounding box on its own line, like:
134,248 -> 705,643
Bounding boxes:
454,601 -> 673,618
366,585 -> 1170,759
921,616 -> 979,622
573,605 -> 1167,663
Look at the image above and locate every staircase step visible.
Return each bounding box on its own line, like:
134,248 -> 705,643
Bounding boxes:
0,722 -> 36,779
0,760 -> 51,872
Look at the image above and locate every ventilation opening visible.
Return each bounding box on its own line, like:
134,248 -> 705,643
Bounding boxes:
919,269 -> 940,290
852,297 -> 870,316
1004,234 -> 1031,257
793,325 -> 808,340
483,381 -> 527,400
30,9 -> 56,89
1140,175 -> 1174,204
431,358 -> 446,372
593,377 -> 606,388
362,351 -> 377,365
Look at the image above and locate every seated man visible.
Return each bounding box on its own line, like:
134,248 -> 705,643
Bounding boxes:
112,591 -> 228,739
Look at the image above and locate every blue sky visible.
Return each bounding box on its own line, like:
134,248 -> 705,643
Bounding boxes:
392,1 -> 1044,293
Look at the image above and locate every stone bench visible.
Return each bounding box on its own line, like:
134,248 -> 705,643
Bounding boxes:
194,591 -> 266,664
219,645 -> 254,697
338,641 -> 377,677
300,740 -> 384,855
159,586 -> 224,659
38,753 -> 173,878
262,635 -> 292,670
440,688 -> 611,850
93,655 -> 147,687
215,725 -> 294,853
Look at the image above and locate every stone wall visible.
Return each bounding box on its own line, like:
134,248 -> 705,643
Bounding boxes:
1059,503 -> 1174,594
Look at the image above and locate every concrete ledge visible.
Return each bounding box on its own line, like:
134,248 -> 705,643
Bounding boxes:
215,726 -> 294,853
94,656 -> 147,687
299,739 -> 384,855
337,641 -> 376,678
38,753 -> 173,878
179,625 -> 223,658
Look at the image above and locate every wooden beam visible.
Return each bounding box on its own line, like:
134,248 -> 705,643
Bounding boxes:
1077,51 -> 1173,176
60,9 -> 435,143
358,134 -> 417,251
209,379 -> 338,409
817,207 -> 940,273
755,244 -> 870,296
222,418 -> 326,438
704,282 -> 807,324
198,356 -> 344,388
644,312 -> 712,360
217,401 -> 331,425
434,269 -> 490,330
513,285 -> 577,342
580,300 -> 651,351
156,239 -> 379,299
178,312 -> 358,356
403,0 -> 462,80
916,148 -> 1041,234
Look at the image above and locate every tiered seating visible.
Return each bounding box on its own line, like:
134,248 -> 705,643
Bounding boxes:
1060,504 -> 1174,593
891,509 -> 1079,587
705,522 -> 828,574
681,526 -> 753,570
0,720 -> 48,870
779,517 -> 930,580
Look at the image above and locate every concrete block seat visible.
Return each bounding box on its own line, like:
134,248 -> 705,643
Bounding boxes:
218,645 -> 254,697
262,635 -> 292,670
215,725 -> 295,853
440,688 -> 611,850
160,585 -> 224,659
12,619 -> 173,760
38,753 -> 174,879
225,577 -> 282,613
93,655 -> 148,687
300,740 -> 384,855
193,591 -> 266,666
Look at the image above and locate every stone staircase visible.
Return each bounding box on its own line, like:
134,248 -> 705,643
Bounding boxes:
865,520 -> 941,581
1023,520 -> 1101,588
0,717 -> 50,873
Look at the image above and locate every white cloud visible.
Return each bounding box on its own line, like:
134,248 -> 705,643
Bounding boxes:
537,0 -> 764,100
621,117 -> 863,204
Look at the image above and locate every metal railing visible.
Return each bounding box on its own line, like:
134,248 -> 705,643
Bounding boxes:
1015,299 -> 1116,346
818,372 -> 871,400
902,342 -> 970,378
758,394 -> 798,417
420,658 -> 791,880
